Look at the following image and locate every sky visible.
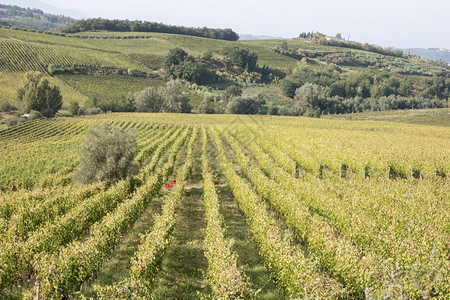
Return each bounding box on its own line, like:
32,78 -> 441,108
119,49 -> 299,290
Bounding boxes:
3,0 -> 450,49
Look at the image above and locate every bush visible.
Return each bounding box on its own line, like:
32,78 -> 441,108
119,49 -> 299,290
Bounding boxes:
0,101 -> 13,112
68,101 -> 80,116
6,116 -> 26,127
226,97 -> 262,114
134,87 -> 163,112
42,107 -> 54,118
223,85 -> 242,102
28,110 -> 42,120
85,107 -> 103,115
197,96 -> 216,114
74,122 -> 139,184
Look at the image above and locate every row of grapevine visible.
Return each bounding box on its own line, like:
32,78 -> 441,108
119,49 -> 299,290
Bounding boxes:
226,127 -> 449,298
31,127 -> 197,299
234,127 -> 449,260
200,126 -> 251,298
0,178 -> 138,290
262,123 -> 449,180
209,127 -> 346,298
141,126 -> 188,179
1,181 -> 104,239
0,37 -> 148,73
0,38 -> 47,72
0,125 -> 187,290
134,124 -> 177,165
94,126 -> 198,299
221,128 -> 386,296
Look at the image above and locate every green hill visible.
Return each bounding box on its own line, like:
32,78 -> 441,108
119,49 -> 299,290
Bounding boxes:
0,26 -> 448,116
0,4 -> 76,31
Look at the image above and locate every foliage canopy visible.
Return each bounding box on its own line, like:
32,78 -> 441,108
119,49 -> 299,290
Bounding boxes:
74,122 -> 139,184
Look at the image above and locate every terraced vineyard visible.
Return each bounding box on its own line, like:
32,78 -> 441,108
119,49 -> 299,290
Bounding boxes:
0,113 -> 448,299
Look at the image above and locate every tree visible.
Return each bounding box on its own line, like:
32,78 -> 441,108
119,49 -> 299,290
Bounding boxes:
293,83 -> 328,117
279,79 -> 299,98
164,48 -> 202,83
280,40 -> 288,50
223,85 -> 242,102
197,96 -> 215,114
161,80 -> 191,113
84,96 -> 99,108
180,59 -> 201,83
226,96 -> 262,114
223,46 -> 258,71
134,87 -> 163,112
164,48 -> 188,69
68,101 -> 80,115
74,122 -> 138,184
16,71 -> 62,116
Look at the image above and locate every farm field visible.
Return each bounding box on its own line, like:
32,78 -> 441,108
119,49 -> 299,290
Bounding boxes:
0,113 -> 448,299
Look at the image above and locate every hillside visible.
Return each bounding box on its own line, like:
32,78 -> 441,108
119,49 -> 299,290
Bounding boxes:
0,4 -> 76,31
0,26 -> 448,117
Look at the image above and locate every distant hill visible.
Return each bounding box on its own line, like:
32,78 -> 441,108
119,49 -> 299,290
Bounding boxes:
62,18 -> 239,41
238,33 -> 284,40
0,4 -> 76,31
403,48 -> 450,64
0,0 -> 88,19
0,23 -> 448,117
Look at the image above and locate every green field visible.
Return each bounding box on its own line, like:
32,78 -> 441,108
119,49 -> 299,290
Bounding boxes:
0,113 -> 448,299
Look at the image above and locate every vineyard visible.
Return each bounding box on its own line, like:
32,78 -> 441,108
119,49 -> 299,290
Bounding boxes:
0,113 -> 448,299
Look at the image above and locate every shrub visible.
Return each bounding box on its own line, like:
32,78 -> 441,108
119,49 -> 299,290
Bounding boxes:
226,96 -> 262,114
28,110 -> 42,120
85,107 -> 103,115
74,122 -> 139,184
6,116 -> 26,127
0,101 -> 12,112
134,87 -> 163,112
197,96 -> 215,114
68,101 -> 80,116
223,85 -> 242,102
42,107 -> 54,118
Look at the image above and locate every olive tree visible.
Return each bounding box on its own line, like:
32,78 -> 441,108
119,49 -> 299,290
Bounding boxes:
74,122 -> 139,184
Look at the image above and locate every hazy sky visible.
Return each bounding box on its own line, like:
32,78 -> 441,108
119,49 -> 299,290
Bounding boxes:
4,0 -> 450,48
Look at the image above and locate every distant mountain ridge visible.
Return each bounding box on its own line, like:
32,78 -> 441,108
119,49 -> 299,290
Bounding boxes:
0,0 -> 88,19
0,3 -> 77,31
238,33 -> 284,40
403,48 -> 450,64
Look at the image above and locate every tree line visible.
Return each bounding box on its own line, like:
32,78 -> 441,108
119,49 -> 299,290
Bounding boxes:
61,18 -> 239,41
